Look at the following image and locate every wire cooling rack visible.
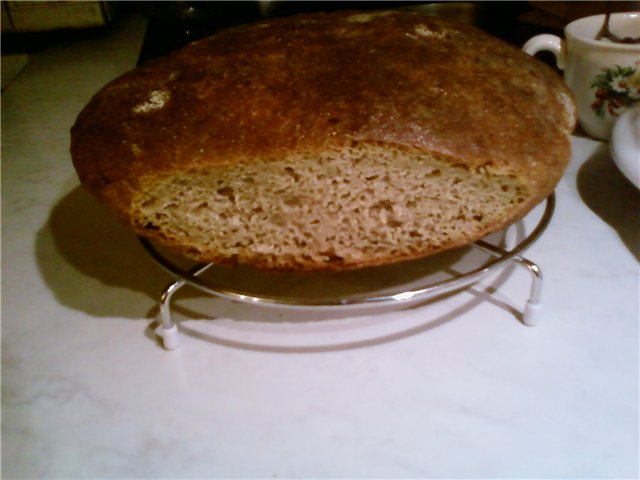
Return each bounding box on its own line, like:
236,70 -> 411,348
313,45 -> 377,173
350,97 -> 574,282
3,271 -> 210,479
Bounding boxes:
141,194 -> 555,350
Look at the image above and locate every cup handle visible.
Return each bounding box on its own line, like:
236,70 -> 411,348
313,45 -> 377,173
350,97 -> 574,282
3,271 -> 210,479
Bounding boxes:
523,34 -> 565,70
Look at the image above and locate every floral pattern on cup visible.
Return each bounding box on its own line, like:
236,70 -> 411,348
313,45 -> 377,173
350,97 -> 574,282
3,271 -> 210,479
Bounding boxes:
590,63 -> 640,118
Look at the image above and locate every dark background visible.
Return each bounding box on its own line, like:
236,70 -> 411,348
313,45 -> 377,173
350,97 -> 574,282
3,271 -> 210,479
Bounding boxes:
133,1 -> 639,64
3,1 -> 639,66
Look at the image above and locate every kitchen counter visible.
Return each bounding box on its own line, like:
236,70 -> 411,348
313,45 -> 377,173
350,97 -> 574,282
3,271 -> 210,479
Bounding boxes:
2,12 -> 638,479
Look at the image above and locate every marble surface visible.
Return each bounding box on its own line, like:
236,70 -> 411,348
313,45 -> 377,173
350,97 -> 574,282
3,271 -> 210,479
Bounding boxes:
2,13 -> 639,480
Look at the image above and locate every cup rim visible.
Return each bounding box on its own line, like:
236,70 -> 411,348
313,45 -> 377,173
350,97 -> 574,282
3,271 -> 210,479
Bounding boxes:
565,11 -> 640,50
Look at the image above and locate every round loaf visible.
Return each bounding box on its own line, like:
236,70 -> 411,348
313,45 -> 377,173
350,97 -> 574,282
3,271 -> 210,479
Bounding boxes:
71,10 -> 576,271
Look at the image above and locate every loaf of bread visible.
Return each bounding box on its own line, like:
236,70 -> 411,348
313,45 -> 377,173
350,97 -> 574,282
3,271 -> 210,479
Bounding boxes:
71,10 -> 576,271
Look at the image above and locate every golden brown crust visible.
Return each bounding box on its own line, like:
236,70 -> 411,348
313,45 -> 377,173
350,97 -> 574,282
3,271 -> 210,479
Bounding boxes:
71,9 -> 575,270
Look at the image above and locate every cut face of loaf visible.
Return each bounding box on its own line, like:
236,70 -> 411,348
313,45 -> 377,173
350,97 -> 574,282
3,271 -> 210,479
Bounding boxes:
133,142 -> 529,270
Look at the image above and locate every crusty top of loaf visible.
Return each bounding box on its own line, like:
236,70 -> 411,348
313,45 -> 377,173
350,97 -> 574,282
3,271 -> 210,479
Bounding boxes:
71,9 -> 575,222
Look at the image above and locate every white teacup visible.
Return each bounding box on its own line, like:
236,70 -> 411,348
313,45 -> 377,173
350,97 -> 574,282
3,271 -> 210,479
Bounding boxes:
524,12 -> 640,141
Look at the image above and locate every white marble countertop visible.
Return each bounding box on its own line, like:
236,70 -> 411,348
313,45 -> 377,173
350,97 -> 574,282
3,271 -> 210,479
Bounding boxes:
2,13 -> 639,479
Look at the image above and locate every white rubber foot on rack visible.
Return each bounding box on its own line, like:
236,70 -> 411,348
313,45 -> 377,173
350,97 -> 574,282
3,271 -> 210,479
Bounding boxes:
155,325 -> 180,350
523,301 -> 543,326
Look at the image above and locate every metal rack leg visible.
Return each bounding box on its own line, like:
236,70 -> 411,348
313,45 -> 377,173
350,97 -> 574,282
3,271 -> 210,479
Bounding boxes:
155,278 -> 185,350
154,262 -> 215,350
514,256 -> 544,326
474,240 -> 544,326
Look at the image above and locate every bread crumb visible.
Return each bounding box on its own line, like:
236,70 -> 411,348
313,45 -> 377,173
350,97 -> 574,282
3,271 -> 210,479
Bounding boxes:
414,24 -> 445,38
131,143 -> 142,156
347,11 -> 393,23
132,90 -> 170,114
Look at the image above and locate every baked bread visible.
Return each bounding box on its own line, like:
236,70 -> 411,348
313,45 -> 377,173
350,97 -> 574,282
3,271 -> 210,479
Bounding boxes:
71,10 -> 576,271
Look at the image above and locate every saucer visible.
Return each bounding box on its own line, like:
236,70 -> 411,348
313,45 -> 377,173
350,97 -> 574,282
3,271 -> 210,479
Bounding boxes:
610,103 -> 640,189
